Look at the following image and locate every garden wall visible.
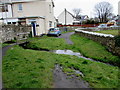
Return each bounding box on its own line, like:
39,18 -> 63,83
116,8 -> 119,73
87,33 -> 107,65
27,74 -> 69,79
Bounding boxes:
75,29 -> 120,56
0,25 -> 31,43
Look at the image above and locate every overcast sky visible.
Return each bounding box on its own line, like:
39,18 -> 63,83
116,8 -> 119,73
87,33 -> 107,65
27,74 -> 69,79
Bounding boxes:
54,0 -> 119,18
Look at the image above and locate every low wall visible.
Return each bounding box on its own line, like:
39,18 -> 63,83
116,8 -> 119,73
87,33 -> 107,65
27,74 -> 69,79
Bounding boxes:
0,25 -> 31,43
75,29 -> 120,56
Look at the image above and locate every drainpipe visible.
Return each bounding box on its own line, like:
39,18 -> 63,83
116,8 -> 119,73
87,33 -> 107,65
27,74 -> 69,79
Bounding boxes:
11,4 -> 14,18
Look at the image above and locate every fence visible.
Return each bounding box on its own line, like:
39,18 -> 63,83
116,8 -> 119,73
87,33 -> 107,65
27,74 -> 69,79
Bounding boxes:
0,25 -> 31,43
75,29 -> 120,56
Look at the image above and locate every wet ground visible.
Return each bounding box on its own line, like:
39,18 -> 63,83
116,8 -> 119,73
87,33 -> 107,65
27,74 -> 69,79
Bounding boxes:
54,50 -> 93,61
54,64 -> 90,88
53,50 -> 114,66
2,32 -> 114,88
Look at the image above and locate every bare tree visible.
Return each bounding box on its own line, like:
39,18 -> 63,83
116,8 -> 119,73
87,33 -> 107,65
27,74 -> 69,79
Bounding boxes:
73,8 -> 81,20
94,1 -> 113,23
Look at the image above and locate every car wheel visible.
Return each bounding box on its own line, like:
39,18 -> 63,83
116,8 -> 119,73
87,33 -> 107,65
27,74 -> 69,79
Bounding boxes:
56,34 -> 59,37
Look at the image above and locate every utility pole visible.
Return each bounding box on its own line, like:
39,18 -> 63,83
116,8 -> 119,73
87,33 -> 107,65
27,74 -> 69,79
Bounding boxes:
64,8 -> 67,32
65,8 -> 66,25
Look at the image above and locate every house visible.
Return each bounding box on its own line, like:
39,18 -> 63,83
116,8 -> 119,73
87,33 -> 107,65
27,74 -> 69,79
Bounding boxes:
0,0 -> 55,36
118,1 -> 120,15
0,0 -> 18,24
12,0 -> 55,36
57,9 -> 89,25
73,15 -> 89,25
118,1 -> 120,26
57,9 -> 74,25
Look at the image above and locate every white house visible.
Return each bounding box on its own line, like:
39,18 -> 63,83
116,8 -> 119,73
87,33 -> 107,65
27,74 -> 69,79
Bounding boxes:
57,9 -> 74,25
0,0 -> 18,24
57,9 -> 89,25
0,0 -> 56,36
118,1 -> 120,25
118,1 -> 120,15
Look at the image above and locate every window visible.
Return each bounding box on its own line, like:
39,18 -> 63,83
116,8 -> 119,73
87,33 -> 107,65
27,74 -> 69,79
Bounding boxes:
7,22 -> 11,24
18,4 -> 22,11
0,5 -> 8,12
12,22 -> 16,24
49,21 -> 52,27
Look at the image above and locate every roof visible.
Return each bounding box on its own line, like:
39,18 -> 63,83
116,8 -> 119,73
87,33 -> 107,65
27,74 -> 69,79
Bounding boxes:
18,16 -> 45,19
11,0 -> 35,3
2,16 -> 45,19
0,0 -> 47,4
58,9 -> 74,18
67,10 -> 74,18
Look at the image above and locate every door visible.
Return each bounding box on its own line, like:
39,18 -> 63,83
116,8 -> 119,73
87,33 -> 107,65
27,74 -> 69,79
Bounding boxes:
31,22 -> 36,37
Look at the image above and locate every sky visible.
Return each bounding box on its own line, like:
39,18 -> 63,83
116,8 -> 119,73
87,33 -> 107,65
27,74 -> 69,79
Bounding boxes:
54,0 -> 119,18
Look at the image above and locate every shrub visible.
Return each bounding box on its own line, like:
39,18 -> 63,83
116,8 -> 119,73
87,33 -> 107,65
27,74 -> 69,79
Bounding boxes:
115,35 -> 120,47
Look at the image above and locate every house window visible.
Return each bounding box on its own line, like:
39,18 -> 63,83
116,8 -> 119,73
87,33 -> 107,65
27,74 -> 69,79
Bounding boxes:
18,4 -> 22,11
12,22 -> 16,24
49,21 -> 52,27
49,4 -> 52,13
7,22 -> 11,24
0,5 -> 8,12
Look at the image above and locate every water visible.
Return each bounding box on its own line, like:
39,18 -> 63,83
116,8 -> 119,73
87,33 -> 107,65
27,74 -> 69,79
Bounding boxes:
74,70 -> 84,77
54,50 -> 93,61
53,50 -> 114,66
55,64 -> 84,78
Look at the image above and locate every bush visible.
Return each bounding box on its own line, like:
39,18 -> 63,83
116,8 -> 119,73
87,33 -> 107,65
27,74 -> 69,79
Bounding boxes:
115,35 -> 120,47
29,31 -> 32,37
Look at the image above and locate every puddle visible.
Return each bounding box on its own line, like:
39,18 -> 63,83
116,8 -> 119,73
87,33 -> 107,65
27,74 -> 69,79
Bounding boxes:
54,50 -> 94,61
53,50 -> 114,66
74,70 -> 84,77
19,42 -> 116,66
55,64 -> 84,78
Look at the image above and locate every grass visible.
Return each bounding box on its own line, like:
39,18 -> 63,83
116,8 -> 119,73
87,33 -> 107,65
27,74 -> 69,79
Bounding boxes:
2,43 -> 9,47
3,46 -> 55,88
26,36 -> 69,50
95,30 -> 119,36
3,45 -> 119,88
70,34 -> 120,66
25,35 -> 120,66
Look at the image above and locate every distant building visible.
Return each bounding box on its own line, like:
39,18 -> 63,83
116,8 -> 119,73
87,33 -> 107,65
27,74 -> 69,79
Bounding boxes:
57,9 -> 89,25
57,9 -> 74,25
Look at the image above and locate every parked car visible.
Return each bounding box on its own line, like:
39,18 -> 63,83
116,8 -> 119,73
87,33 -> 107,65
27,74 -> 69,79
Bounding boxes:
98,24 -> 107,28
47,28 -> 61,36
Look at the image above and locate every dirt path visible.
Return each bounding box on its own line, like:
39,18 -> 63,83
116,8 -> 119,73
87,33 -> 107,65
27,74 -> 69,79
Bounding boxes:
53,64 -> 90,88
1,44 -> 16,89
54,32 -> 91,88
58,32 -> 75,45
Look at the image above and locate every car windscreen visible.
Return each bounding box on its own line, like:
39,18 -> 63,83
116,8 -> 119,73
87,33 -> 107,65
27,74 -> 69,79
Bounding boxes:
49,28 -> 55,31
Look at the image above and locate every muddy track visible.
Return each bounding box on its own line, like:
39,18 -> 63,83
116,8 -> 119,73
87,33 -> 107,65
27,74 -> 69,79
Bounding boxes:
53,64 -> 90,88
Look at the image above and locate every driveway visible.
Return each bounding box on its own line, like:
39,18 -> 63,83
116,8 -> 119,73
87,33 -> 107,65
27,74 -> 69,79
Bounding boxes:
58,32 -> 75,45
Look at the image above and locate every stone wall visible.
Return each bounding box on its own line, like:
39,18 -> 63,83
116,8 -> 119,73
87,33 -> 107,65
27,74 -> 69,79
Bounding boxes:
75,29 -> 120,56
0,25 -> 31,43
